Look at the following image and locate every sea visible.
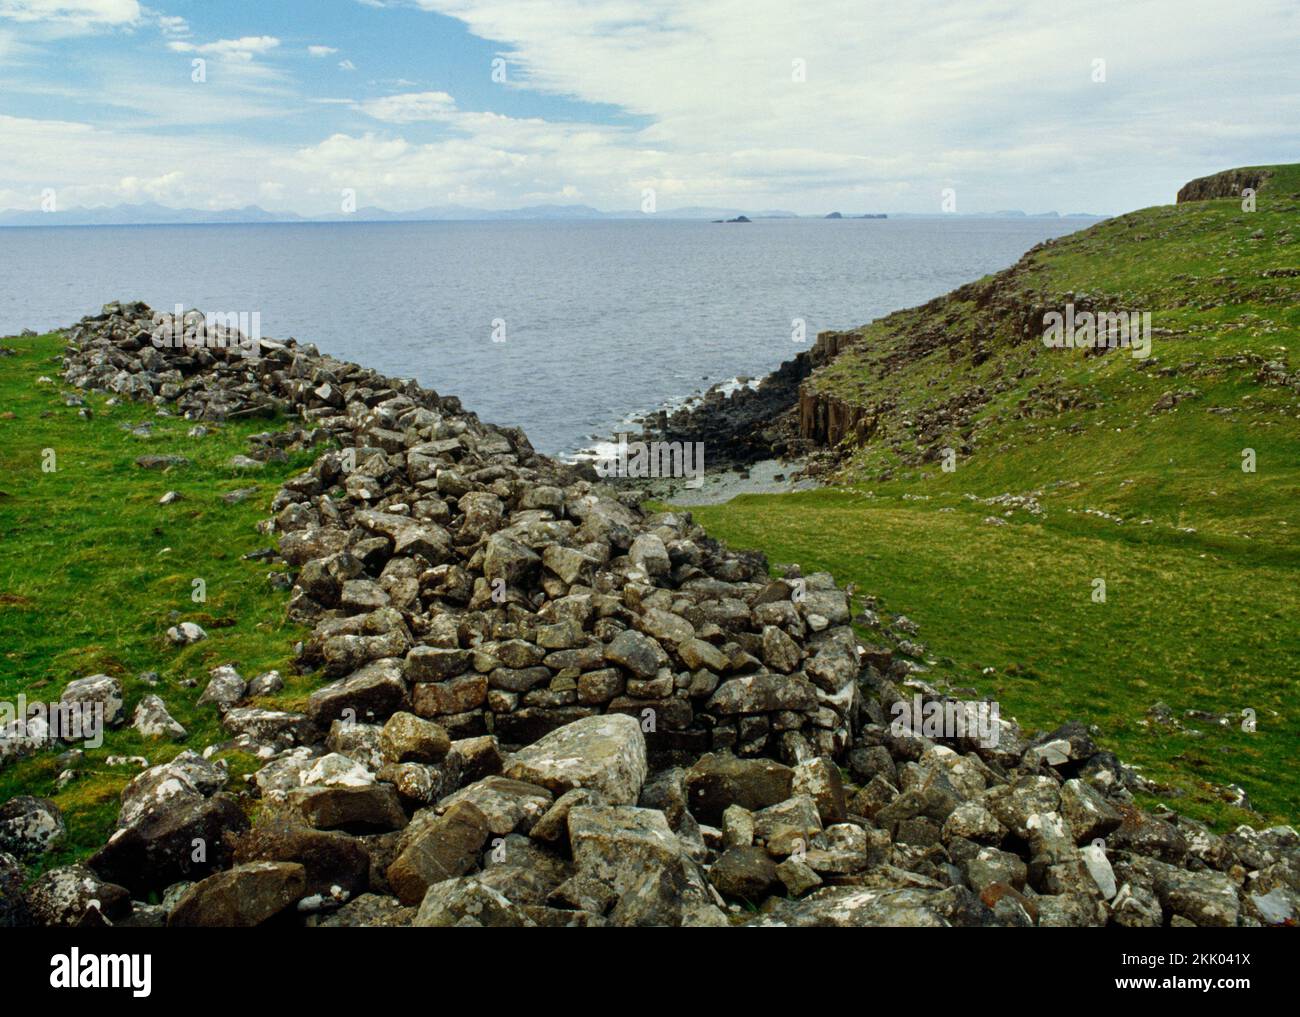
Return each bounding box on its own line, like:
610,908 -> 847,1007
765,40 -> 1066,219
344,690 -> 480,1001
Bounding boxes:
0,217 -> 1094,458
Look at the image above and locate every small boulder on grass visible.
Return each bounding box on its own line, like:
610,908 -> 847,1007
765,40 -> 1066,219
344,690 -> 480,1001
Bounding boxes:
135,454 -> 189,470
198,664 -> 246,712
133,695 -> 188,741
60,673 -> 124,727
246,670 -> 284,697
166,621 -> 207,646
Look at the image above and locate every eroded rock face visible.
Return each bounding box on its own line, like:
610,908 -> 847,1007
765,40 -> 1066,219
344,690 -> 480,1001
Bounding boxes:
9,299 -> 1289,931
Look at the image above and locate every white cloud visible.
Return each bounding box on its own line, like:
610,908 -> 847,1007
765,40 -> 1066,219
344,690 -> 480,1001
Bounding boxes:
155,14 -> 187,36
167,35 -> 280,63
0,0 -> 139,26
359,90 -> 456,122
393,0 -> 1300,212
2,2 -> 1299,215
118,169 -> 185,202
0,113 -> 293,210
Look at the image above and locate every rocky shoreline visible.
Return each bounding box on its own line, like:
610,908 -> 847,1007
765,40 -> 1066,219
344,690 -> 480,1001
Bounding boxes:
622,327 -> 869,482
1,301 -> 1295,928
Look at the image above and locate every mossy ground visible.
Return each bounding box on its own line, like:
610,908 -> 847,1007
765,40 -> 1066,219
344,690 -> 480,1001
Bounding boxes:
682,166 -> 1300,831
0,332 -> 312,874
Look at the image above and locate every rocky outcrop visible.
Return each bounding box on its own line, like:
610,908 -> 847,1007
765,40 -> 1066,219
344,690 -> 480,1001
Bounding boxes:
1176,168 -> 1271,203
630,327 -> 878,469
2,299 -> 1292,929
797,387 -> 877,447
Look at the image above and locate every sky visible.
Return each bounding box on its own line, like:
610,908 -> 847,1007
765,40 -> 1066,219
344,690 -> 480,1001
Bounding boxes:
0,0 -> 1297,216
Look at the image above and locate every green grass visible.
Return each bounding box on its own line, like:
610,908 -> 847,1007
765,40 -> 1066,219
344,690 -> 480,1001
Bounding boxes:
682,166 -> 1300,831
0,332 -> 314,873
688,488 -> 1298,828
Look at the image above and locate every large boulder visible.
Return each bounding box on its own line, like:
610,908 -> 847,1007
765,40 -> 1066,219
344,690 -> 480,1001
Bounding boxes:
387,800 -> 491,905
25,865 -> 131,927
132,694 -> 188,740
286,785 -> 407,834
685,753 -> 794,824
438,776 -> 553,836
380,712 -> 451,764
116,750 -> 228,828
567,805 -> 683,897
233,820 -> 371,906
0,796 -> 66,860
483,532 -> 541,587
197,664 -> 246,712
306,658 -> 409,727
706,673 -> 818,714
414,876 -> 535,927
709,845 -> 781,901
0,714 -> 49,765
608,855 -> 729,927
168,862 -> 307,927
748,885 -> 973,927
89,794 -> 249,894
222,707 -> 315,750
502,714 -> 647,806
603,629 -> 669,680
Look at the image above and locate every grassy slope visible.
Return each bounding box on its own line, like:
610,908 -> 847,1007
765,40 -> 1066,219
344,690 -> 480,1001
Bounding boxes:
0,333 -> 314,873
688,165 -> 1300,829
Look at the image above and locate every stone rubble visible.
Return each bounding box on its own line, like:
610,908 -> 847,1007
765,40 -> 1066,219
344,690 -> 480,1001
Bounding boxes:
2,300 -> 1295,928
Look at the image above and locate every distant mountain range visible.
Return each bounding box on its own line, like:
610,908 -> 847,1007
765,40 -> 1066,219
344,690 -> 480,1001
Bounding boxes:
0,200 -> 1104,227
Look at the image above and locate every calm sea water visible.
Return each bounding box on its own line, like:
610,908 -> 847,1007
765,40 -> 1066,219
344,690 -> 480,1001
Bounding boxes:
0,218 -> 1091,456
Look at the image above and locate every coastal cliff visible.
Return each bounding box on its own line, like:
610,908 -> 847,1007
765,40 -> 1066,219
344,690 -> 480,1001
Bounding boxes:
649,163 -> 1300,484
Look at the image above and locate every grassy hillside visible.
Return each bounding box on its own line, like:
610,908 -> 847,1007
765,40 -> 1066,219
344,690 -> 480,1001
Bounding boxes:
689,164 -> 1300,829
0,333 -> 313,873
